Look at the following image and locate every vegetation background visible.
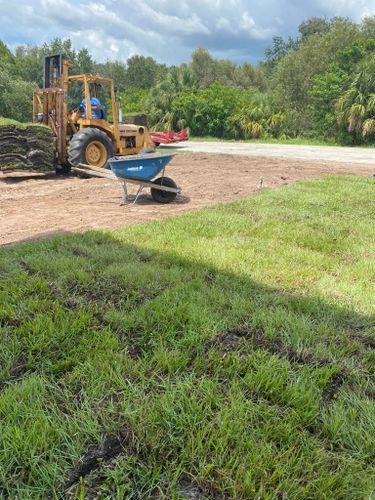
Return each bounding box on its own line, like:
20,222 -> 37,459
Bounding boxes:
3,15 -> 375,144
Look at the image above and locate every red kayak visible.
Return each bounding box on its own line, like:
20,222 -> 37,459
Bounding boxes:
150,128 -> 189,146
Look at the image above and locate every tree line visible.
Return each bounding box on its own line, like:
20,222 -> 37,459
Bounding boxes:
2,16 -> 375,144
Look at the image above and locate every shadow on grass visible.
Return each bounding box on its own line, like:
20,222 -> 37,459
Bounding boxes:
0,229 -> 374,498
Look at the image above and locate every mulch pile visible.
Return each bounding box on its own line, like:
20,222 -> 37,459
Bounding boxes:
0,124 -> 55,172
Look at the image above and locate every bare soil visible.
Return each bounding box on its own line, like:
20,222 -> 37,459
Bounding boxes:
1,153 -> 373,246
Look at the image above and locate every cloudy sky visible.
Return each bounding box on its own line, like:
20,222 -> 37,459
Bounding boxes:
0,0 -> 375,64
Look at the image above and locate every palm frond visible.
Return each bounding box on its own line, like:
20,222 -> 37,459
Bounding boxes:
362,118 -> 375,136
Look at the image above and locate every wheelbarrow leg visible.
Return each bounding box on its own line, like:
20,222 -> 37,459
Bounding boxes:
119,179 -> 145,206
131,184 -> 144,205
121,180 -> 129,204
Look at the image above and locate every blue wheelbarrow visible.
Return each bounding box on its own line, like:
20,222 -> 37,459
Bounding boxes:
108,152 -> 181,205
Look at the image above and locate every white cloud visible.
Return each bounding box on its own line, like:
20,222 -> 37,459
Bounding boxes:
240,12 -> 272,39
0,0 -> 375,64
316,0 -> 375,19
0,0 -> 274,63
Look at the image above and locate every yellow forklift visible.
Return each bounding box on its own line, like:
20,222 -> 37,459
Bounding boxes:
33,55 -> 155,172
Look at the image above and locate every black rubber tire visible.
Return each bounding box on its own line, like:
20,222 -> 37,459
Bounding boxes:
150,176 -> 178,204
68,128 -> 114,168
55,163 -> 72,175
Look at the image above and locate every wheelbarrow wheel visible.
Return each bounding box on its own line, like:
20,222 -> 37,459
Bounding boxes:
151,176 -> 177,204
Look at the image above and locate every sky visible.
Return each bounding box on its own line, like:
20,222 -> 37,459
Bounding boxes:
0,0 -> 375,65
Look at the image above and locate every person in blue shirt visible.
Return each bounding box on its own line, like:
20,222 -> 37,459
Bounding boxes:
79,92 -> 103,119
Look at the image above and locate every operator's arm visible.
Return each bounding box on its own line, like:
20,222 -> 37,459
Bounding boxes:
79,99 -> 86,112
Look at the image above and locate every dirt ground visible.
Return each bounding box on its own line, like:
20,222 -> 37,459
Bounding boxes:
1,153 -> 373,246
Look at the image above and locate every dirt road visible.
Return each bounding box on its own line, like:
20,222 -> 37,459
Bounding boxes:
1,153 -> 373,246
180,141 -> 375,166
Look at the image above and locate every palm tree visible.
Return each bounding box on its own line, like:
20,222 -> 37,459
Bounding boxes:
231,93 -> 285,139
336,56 -> 375,137
145,67 -> 193,130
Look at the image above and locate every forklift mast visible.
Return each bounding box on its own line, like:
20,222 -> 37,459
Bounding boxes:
43,54 -> 63,88
33,54 -> 69,165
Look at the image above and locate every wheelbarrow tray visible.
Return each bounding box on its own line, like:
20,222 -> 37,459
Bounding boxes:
108,152 -> 180,205
109,152 -> 175,181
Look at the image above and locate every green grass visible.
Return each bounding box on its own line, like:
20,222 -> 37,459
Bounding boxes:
1,176 -> 375,498
0,118 -> 32,127
190,135 -> 375,147
155,147 -> 191,155
190,135 -> 341,146
0,117 -> 50,129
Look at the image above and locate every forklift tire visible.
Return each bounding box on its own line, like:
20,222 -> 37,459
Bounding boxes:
68,128 -> 114,169
55,163 -> 72,175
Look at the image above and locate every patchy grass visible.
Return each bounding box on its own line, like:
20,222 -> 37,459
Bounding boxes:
0,117 -> 42,128
0,176 -> 374,498
155,145 -> 191,155
190,135 -> 342,146
190,136 -> 375,148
